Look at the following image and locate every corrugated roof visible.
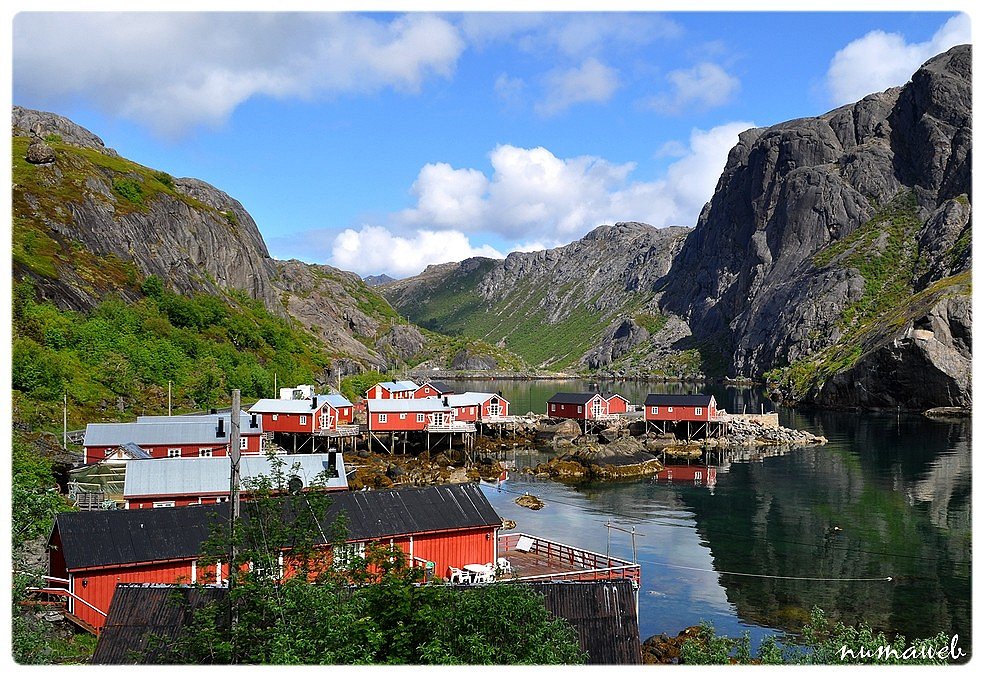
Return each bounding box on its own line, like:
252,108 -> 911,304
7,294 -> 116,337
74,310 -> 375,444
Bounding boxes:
378,380 -> 419,392
547,392 -> 602,405
92,579 -> 639,665
53,483 -> 501,571
366,398 -> 452,413
322,394 -> 353,409
136,412 -> 260,429
85,418 -> 261,447
643,394 -> 715,407
123,453 -> 348,498
248,398 -> 323,414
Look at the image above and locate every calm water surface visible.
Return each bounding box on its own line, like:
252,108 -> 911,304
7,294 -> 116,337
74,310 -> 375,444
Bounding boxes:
456,379 -> 971,650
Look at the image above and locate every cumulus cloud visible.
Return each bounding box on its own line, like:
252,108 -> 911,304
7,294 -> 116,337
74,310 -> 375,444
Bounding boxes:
825,14 -> 970,105
330,226 -> 504,277
13,12 -> 464,136
535,58 -> 620,116
325,120 -> 752,277
645,62 -> 740,115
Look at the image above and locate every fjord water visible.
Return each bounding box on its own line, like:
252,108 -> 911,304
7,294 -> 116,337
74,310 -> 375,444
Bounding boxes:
463,379 -> 971,650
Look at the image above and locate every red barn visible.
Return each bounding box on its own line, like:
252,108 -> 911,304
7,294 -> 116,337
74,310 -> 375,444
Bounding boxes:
249,393 -> 354,434
413,381 -> 455,398
605,394 -> 631,414
122,453 -> 348,509
43,484 -> 501,631
364,380 -> 419,400
643,394 -> 718,422
546,392 -> 610,420
82,413 -> 264,465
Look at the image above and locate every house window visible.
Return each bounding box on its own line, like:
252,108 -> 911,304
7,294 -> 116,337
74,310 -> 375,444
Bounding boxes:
400,413 -> 407,420
199,448 -> 213,457
577,406 -> 583,413
694,471 -> 703,481
333,542 -> 365,569
695,407 -> 703,416
417,413 -> 425,423
240,437 -> 248,450
300,415 -> 307,425
668,407 -> 673,413
550,404 -> 556,412
651,407 -> 658,415
153,501 -> 175,508
104,448 -> 115,457
272,414 -> 278,421
168,448 -> 181,458
321,412 -> 331,429
379,414 -> 387,424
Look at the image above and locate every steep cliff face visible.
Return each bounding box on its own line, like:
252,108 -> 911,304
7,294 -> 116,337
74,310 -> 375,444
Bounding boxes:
383,223 -> 690,369
658,45 -> 971,408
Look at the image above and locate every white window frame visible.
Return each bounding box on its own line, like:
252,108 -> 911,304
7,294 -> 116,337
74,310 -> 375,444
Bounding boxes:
577,406 -> 583,414
332,542 -> 366,569
668,407 -> 674,413
651,406 -> 658,415
695,407 -> 703,416
550,403 -> 556,412
379,413 -> 388,424
271,414 -> 278,421
168,448 -> 181,458
400,413 -> 407,420
153,501 -> 175,508
199,447 -> 213,457
417,413 -> 425,423
321,411 -> 331,429
239,437 -> 248,450
299,415 -> 308,425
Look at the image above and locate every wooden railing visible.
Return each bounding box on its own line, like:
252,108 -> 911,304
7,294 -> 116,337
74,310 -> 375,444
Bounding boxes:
498,533 -> 641,584
425,422 -> 476,433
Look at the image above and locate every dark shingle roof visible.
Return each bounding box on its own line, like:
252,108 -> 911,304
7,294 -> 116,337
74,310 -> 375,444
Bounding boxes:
643,394 -> 714,407
91,579 -> 640,665
425,381 -> 454,394
53,483 -> 501,571
547,392 -> 601,405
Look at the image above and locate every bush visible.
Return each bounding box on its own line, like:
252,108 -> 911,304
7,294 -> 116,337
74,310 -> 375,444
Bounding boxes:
112,177 -> 144,205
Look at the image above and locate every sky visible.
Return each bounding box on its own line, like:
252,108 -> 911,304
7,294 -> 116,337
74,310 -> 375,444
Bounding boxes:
7,4 -> 973,278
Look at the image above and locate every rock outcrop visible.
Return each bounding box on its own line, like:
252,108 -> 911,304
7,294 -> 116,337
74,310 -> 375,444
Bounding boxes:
658,45 -> 972,409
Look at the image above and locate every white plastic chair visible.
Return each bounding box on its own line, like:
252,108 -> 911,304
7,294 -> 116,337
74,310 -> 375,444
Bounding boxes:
472,568 -> 494,584
496,557 -> 513,575
449,567 -> 470,585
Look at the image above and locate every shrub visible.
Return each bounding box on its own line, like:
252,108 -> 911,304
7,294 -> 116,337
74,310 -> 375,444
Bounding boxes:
112,177 -> 145,205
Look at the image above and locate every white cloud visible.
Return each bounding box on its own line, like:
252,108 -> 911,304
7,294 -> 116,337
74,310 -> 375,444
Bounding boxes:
646,62 -> 740,115
330,226 -> 504,278
535,58 -> 621,116
825,14 -> 970,105
13,13 -> 464,136
401,163 -> 490,228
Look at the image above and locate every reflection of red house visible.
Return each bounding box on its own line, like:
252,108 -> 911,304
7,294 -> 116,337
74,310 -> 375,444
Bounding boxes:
249,393 -> 354,433
365,380 -> 419,399
413,381 -> 455,398
44,483 -> 501,632
81,413 -> 264,465
654,465 -> 717,487
643,394 -> 718,422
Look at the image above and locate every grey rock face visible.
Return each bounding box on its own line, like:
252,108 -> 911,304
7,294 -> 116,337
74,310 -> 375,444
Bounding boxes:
378,324 -> 426,361
450,349 -> 497,370
658,44 -> 972,408
13,105 -> 114,153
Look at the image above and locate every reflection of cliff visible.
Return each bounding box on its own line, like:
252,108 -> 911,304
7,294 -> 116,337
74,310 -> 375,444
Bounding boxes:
679,427 -> 971,645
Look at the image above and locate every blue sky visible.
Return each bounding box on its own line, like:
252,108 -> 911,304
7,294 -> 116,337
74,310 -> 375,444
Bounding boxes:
9,7 -> 971,278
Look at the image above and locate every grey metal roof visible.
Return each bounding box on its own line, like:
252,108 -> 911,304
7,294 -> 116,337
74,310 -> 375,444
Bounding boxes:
322,394 -> 353,409
643,394 -> 715,407
136,412 -> 260,429
248,394 -> 353,414
84,418 -> 260,447
53,483 -> 501,571
547,392 -> 602,405
123,453 -> 348,498
377,380 -> 419,392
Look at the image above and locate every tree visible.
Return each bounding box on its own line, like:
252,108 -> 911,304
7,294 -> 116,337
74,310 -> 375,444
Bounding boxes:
157,456 -> 586,665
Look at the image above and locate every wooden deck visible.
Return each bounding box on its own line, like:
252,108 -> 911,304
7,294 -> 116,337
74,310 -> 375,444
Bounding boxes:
496,533 -> 640,584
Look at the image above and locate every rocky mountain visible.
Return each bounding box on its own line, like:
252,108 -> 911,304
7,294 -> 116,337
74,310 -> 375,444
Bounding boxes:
11,106 -> 517,376
658,44 -> 971,409
363,274 -> 396,286
382,223 -> 691,370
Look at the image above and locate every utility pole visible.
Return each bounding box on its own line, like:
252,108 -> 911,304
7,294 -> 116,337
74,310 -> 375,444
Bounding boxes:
168,380 -> 172,416
227,389 -> 242,643
63,391 -> 67,450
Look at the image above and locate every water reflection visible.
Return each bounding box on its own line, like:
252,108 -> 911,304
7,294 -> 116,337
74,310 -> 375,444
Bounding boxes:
464,379 -> 970,650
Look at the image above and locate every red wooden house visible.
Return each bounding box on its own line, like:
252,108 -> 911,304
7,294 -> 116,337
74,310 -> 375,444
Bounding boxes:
444,392 -> 510,422
43,483 -> 501,631
366,398 -> 458,432
364,380 -> 419,400
413,381 -> 455,399
249,393 -> 354,434
81,413 -> 264,465
122,453 -> 348,509
605,394 -> 631,415
546,392 -> 610,420
643,394 -> 718,422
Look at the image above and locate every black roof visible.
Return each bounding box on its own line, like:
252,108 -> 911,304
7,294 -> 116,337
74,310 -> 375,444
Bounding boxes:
547,392 -> 601,405
425,381 -> 454,394
53,483 -> 501,571
643,394 -> 715,407
91,579 -> 640,665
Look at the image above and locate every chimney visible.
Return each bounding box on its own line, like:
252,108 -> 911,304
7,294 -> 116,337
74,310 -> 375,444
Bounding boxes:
210,408 -> 217,415
217,418 -> 226,437
250,413 -> 258,429
311,396 -> 318,410
326,451 -> 339,478
443,396 -> 449,407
